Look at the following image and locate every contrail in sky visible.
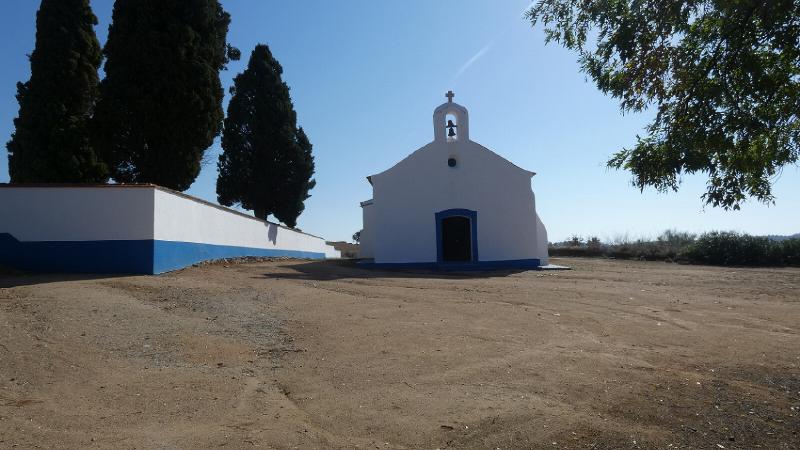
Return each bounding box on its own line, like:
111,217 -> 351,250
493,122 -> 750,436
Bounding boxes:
451,41 -> 495,82
449,1 -> 535,83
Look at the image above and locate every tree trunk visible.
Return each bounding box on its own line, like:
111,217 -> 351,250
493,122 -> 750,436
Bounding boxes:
254,207 -> 267,221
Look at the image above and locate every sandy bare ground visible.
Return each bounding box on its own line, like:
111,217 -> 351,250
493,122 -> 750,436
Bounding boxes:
0,258 -> 798,449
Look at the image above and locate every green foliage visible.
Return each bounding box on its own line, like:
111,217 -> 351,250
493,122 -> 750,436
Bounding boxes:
550,230 -> 799,266
566,234 -> 584,246
526,1 -> 800,209
657,229 -> 697,249
7,0 -> 106,183
273,127 -> 316,228
552,232 -> 691,260
587,236 -> 602,251
352,230 -> 362,243
217,45 -> 316,228
780,238 -> 800,266
93,0 -> 238,191
683,232 -> 799,266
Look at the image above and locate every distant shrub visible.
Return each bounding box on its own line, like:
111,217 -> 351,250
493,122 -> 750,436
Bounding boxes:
781,239 -> 800,266
566,235 -> 584,246
549,230 -> 799,267
682,232 -> 799,266
549,246 -> 604,257
657,229 -> 696,249
549,234 -> 680,260
608,240 -> 667,260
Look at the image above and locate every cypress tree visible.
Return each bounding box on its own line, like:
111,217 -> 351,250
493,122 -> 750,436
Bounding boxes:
93,0 -> 237,191
273,127 -> 316,228
6,0 -> 106,183
217,44 -> 316,227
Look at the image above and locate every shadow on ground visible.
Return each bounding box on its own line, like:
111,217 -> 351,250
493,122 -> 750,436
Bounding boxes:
0,267 -> 136,288
0,258 -> 539,288
256,259 -> 535,281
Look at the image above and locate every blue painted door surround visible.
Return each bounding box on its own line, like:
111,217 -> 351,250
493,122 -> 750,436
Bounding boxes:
435,209 -> 479,264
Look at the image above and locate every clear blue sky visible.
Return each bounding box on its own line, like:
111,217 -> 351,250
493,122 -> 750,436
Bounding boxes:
2,1 -> 798,242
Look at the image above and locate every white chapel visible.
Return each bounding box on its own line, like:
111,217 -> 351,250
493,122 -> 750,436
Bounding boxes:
358,92 -> 549,268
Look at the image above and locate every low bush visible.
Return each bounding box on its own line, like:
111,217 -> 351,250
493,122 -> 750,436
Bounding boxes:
781,238 -> 800,266
549,230 -> 800,267
550,230 -> 694,261
683,232 -> 800,267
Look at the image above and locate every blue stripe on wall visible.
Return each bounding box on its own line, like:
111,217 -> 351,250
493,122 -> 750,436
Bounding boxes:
153,240 -> 325,274
0,233 -> 326,275
0,233 -> 154,274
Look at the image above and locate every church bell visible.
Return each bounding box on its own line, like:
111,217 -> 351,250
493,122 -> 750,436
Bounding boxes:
447,120 -> 457,137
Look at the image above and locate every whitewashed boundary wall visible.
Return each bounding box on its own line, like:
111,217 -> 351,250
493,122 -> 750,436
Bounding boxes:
0,185 -> 339,274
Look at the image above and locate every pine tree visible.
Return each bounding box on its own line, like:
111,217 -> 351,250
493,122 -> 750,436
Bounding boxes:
93,0 -> 237,191
217,45 -> 316,227
6,0 -> 106,183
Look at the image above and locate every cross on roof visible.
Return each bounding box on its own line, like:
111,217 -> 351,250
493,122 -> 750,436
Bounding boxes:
446,90 -> 455,103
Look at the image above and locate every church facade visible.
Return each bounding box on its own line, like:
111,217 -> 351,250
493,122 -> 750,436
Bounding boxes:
359,92 -> 549,268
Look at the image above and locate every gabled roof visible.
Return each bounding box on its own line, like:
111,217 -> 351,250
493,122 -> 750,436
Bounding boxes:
366,138 -> 536,183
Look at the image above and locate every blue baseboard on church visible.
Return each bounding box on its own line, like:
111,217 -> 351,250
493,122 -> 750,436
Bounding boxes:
0,233 -> 326,275
357,258 -> 542,271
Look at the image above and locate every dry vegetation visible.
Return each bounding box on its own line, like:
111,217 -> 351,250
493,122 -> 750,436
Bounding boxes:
1,258 -> 798,449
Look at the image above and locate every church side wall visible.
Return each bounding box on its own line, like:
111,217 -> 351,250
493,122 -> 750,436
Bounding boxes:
535,211 -> 550,266
358,204 -> 375,259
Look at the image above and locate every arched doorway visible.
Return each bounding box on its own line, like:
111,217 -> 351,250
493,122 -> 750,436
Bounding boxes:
435,209 -> 478,264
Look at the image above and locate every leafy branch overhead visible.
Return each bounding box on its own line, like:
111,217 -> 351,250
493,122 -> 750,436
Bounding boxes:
526,0 -> 800,209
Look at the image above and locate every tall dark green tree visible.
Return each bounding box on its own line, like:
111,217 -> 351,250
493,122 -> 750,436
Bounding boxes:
7,0 -> 106,183
526,0 -> 800,209
217,45 -> 316,228
273,127 -> 317,227
93,0 -> 238,191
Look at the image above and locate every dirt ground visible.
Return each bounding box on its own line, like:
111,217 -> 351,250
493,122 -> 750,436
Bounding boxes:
1,258 -> 798,449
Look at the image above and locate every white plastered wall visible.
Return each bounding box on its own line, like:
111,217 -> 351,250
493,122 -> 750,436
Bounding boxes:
153,189 -> 338,257
0,186 -> 155,241
0,186 -> 339,258
358,202 -> 375,258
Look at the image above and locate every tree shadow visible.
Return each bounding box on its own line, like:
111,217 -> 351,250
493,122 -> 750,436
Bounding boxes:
266,223 -> 278,245
0,269 -> 137,288
256,259 -> 534,281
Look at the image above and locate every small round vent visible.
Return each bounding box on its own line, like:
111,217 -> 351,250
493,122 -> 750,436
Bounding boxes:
448,158 -> 457,168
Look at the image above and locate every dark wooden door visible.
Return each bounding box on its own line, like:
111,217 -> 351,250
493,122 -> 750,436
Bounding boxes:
442,216 -> 471,262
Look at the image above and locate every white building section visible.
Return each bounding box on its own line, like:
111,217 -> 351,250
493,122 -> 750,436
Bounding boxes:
359,92 -> 549,268
0,185 -> 339,274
